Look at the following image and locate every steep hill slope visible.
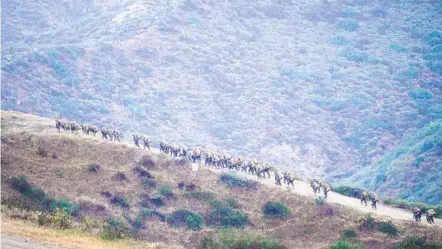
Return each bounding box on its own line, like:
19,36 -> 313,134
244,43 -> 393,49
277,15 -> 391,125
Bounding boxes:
1,111 -> 442,249
2,0 -> 442,203
344,121 -> 442,204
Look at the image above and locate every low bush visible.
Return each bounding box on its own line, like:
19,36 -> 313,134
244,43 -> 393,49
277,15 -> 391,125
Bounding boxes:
133,167 -> 153,178
51,207 -> 73,229
329,240 -> 367,249
339,48 -> 379,64
88,164 -> 100,172
143,179 -> 157,189
225,198 -> 240,209
110,195 -> 129,209
391,236 -> 442,249
333,186 -> 370,199
184,191 -> 214,203
150,194 -> 165,207
167,209 -> 205,230
37,147 -> 48,157
9,176 -> 78,215
262,201 -> 290,220
158,185 -> 173,199
178,181 -> 197,191
207,202 -> 249,229
377,221 -> 399,237
342,229 -> 357,240
359,215 -> 398,237
139,155 -> 156,169
219,174 -> 257,190
52,152 -> 59,159
100,191 -> 113,198
37,212 -> 52,226
112,172 -> 127,181
139,208 -> 153,219
10,176 -> 32,194
101,217 -> 131,240
336,19 -> 359,32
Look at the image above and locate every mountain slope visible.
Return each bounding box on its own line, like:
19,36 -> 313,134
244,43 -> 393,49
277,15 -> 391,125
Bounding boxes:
344,121 -> 442,205
2,0 -> 442,203
1,110 -> 442,249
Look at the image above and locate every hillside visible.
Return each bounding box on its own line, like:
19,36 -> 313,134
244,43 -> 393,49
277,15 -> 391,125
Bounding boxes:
1,110 -> 442,249
2,0 -> 442,204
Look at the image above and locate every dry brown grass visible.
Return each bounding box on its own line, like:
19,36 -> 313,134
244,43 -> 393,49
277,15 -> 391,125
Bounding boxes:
1,217 -> 183,249
2,110 -> 442,249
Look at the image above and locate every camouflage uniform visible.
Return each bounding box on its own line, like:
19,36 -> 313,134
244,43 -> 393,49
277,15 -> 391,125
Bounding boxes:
132,134 -> 141,147
426,209 -> 436,224
274,171 -> 282,185
371,195 -> 379,210
55,119 -> 63,132
413,207 -> 422,222
310,180 -> 320,195
101,128 -> 110,140
143,137 -> 150,150
323,184 -> 331,199
360,191 -> 369,206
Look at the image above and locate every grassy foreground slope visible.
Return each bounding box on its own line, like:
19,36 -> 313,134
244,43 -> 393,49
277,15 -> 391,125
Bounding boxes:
1,110 -> 442,249
2,0 -> 442,204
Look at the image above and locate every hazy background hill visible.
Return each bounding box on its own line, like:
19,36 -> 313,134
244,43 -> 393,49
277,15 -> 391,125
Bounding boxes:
2,0 -> 442,204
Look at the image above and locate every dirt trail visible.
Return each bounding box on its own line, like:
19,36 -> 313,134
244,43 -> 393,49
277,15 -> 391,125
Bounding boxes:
137,142 -> 441,227
200,165 -> 441,227
1,235 -> 64,249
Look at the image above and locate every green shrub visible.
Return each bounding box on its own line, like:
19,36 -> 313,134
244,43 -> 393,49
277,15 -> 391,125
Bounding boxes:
112,172 -> 127,181
101,217 -> 131,240
150,194 -> 165,207
409,88 -> 433,100
167,209 -> 204,230
110,195 -> 129,209
262,201 -> 290,220
329,240 -> 367,249
158,185 -> 173,198
143,179 -> 157,189
199,236 -> 220,249
330,36 -> 351,46
10,176 -> 32,194
185,191 -> 214,203
37,212 -> 52,226
207,203 -> 249,229
337,19 -> 360,32
377,221 -> 399,237
132,217 -> 144,230
9,176 -> 78,215
421,141 -> 434,152
139,208 -> 153,218
225,198 -> 240,209
219,174 -> 257,190
359,215 -> 377,231
334,186 -> 370,199
389,44 -> 408,53
342,229 -> 357,240
87,164 -> 100,172
359,215 -> 398,237
391,236 -> 442,249
51,207 -> 73,229
339,48 -> 379,64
